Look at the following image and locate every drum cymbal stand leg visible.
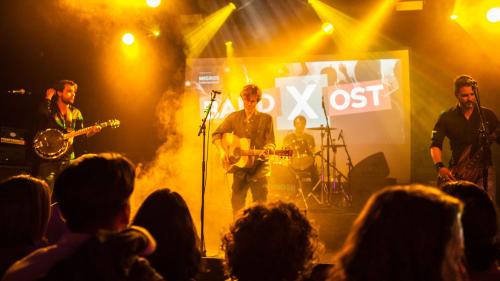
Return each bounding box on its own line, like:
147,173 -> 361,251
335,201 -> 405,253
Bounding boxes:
294,173 -> 309,212
306,178 -> 322,204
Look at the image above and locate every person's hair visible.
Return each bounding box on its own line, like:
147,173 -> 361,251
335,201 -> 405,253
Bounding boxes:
454,75 -> 475,95
133,188 -> 201,281
0,174 -> 50,246
53,153 -> 135,232
441,181 -> 499,272
330,185 -> 464,281
353,60 -> 381,82
240,84 -> 262,102
55,79 -> 77,93
320,66 -> 338,85
222,201 -> 320,281
293,115 -> 307,127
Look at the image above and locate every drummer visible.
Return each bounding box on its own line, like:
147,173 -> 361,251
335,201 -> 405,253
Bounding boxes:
283,115 -> 316,171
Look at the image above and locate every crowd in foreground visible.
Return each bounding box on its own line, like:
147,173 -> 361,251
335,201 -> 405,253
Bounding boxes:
0,153 -> 499,281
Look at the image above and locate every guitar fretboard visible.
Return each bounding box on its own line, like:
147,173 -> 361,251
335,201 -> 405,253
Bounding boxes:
64,122 -> 108,140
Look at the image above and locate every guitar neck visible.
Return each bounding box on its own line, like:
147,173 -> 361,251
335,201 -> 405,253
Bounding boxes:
64,123 -> 106,139
241,149 -> 284,156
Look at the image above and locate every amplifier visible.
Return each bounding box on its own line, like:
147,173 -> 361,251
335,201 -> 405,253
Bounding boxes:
0,126 -> 27,146
0,144 -> 27,165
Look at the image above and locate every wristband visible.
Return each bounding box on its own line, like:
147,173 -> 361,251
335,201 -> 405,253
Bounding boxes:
435,162 -> 445,171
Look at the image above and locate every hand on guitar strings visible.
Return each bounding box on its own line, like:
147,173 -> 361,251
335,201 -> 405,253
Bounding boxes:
86,125 -> 102,137
438,167 -> 456,182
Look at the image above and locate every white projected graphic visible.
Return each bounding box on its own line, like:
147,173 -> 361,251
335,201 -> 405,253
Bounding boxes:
186,51 -> 411,183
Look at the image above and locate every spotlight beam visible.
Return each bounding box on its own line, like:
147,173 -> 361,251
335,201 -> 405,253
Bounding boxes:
185,3 -> 236,59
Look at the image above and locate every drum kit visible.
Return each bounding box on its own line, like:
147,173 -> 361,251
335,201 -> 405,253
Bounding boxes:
269,126 -> 353,211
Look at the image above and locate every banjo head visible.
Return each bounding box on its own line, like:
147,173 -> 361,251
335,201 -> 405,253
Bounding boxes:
33,129 -> 69,159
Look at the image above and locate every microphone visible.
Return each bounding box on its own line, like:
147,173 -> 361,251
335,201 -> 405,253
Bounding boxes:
7,89 -> 29,95
212,90 -> 222,94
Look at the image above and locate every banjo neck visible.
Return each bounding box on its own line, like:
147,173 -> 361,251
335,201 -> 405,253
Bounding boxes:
64,125 -> 102,140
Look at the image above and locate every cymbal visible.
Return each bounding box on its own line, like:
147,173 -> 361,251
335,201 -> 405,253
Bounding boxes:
307,126 -> 337,131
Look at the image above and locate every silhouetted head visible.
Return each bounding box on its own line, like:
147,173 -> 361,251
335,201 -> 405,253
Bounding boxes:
330,185 -> 464,281
223,201 -> 320,281
0,174 -> 50,246
133,188 -> 201,281
54,153 -> 135,233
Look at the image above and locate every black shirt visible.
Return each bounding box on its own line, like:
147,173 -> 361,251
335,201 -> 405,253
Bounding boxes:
430,105 -> 499,167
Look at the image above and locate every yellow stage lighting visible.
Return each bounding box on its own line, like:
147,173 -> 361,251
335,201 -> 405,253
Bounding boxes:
152,30 -> 161,37
322,22 -> 334,34
146,0 -> 161,8
486,7 -> 500,22
225,41 -> 233,46
185,3 -> 237,58
450,14 -> 459,20
122,33 -> 135,45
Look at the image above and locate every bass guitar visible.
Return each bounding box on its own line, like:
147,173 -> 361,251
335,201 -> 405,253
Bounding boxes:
33,119 -> 120,160
220,133 -> 293,172
437,144 -> 486,186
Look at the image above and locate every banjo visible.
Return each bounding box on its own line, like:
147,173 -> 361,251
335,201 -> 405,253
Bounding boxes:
33,119 -> 120,160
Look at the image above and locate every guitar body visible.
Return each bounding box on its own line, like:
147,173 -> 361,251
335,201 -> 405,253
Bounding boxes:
33,129 -> 69,160
220,133 -> 293,173
221,134 -> 253,172
437,145 -> 486,186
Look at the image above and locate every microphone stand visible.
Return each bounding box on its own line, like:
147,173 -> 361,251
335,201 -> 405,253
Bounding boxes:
472,82 -> 491,193
197,90 -> 217,257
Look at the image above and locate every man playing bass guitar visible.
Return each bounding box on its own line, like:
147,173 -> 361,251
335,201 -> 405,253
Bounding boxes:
212,84 -> 275,216
430,75 -> 500,200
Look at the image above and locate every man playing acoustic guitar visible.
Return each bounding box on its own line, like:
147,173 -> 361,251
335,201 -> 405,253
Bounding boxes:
36,80 -> 101,189
430,75 -> 499,200
213,84 -> 276,216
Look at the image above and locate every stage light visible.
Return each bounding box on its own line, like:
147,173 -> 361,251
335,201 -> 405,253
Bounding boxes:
486,7 -> 500,23
146,0 -> 161,8
152,30 -> 161,37
225,41 -> 234,58
185,3 -> 237,58
122,33 -> 135,45
322,22 -> 334,34
450,14 -> 459,20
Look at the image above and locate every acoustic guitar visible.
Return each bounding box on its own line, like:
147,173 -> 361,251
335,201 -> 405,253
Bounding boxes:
220,133 -> 293,172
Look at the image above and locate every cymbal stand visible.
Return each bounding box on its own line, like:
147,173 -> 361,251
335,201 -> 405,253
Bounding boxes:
307,127 -> 328,205
334,129 -> 353,207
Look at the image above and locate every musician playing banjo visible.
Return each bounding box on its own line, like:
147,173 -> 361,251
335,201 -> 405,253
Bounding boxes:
430,75 -> 499,200
36,80 -> 101,188
212,84 -> 275,216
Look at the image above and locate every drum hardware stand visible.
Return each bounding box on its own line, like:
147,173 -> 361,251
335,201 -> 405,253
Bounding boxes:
294,171 -> 309,212
305,96 -> 353,208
